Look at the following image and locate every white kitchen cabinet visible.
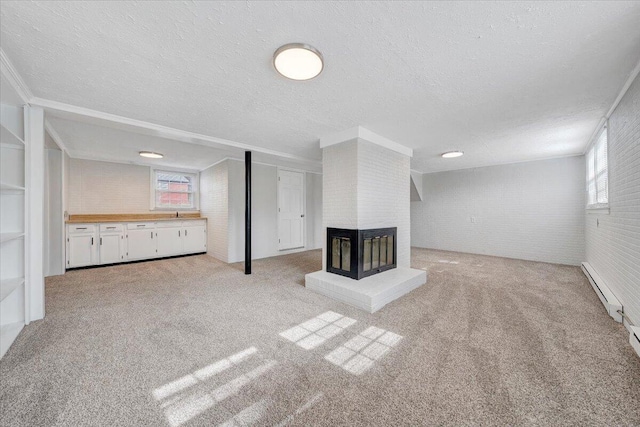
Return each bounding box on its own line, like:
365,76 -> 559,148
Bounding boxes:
66,219 -> 207,268
127,223 -> 157,261
156,225 -> 183,257
67,225 -> 99,268
183,221 -> 207,254
99,224 -> 125,265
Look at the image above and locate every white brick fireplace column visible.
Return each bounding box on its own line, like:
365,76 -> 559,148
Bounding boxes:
306,126 -> 427,313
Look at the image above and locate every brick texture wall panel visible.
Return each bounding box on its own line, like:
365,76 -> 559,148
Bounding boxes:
411,156 -> 586,266
68,159 -> 150,214
200,161 -> 229,262
586,73 -> 640,326
322,139 -> 411,269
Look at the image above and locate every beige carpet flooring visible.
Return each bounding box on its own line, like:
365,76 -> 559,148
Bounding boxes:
1,248 -> 639,426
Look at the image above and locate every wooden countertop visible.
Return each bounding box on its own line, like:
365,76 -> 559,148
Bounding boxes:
66,213 -> 206,224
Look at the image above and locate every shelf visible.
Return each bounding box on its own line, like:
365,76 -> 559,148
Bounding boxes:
0,232 -> 24,243
0,124 -> 24,147
0,182 -> 25,194
0,277 -> 24,302
0,321 -> 24,358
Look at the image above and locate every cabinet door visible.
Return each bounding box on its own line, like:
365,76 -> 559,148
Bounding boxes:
156,227 -> 183,257
100,233 -> 124,264
127,229 -> 156,260
183,225 -> 206,254
68,234 -> 96,267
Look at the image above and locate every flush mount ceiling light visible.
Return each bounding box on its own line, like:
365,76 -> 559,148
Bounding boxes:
139,151 -> 164,159
441,151 -> 464,158
273,43 -> 324,81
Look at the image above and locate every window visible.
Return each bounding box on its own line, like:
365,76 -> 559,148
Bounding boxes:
152,170 -> 198,210
586,125 -> 608,208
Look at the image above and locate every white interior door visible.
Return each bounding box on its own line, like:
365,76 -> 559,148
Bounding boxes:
278,170 -> 304,250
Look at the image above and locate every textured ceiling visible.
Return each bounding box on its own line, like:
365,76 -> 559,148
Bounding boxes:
2,1 -> 640,172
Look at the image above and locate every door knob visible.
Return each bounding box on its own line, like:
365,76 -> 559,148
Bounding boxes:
301,214 -> 305,217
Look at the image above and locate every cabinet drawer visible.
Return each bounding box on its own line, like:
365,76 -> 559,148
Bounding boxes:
126,222 -> 155,230
183,220 -> 206,228
100,224 -> 124,233
155,221 -> 182,229
68,224 -> 97,234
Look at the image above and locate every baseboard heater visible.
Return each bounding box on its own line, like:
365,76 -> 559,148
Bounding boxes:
631,327 -> 640,358
581,262 -> 622,323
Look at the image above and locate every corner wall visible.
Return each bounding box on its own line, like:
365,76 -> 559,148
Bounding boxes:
200,161 -> 229,262
411,156 -> 585,265
201,159 -> 323,264
585,72 -> 640,327
322,139 -> 411,269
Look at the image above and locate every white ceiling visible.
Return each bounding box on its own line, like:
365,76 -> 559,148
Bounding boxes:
1,1 -> 640,172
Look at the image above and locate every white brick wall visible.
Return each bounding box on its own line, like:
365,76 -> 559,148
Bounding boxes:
200,161 -> 229,262
68,159 -> 150,214
322,139 -> 411,269
357,141 -> 411,268
586,73 -> 640,327
411,156 -> 585,265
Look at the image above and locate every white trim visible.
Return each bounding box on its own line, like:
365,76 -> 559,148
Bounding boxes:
150,168 -> 200,211
66,150 -> 201,173
606,57 -> 640,119
320,126 -> 413,157
277,168 -> 306,251
204,156 -> 323,175
420,153 -> 584,175
44,119 -> 69,153
0,48 -> 33,104
583,56 -> 640,154
29,97 -> 322,166
586,206 -> 609,214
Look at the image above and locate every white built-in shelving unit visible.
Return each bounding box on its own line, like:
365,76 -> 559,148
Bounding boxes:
0,103 -> 27,358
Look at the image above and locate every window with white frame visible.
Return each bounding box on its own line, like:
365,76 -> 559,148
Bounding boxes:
152,170 -> 199,210
586,125 -> 608,208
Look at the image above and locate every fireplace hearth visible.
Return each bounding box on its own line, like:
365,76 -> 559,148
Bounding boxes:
327,227 -> 397,280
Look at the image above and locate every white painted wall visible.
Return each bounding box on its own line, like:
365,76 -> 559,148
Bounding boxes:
411,156 -> 585,266
68,158 -> 150,214
586,73 -> 640,328
44,146 -> 64,277
201,158 -> 322,263
200,161 -> 229,262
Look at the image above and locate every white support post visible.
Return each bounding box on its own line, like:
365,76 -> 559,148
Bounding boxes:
24,106 -> 45,322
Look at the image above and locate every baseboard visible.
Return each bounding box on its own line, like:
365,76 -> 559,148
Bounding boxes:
581,262 -> 622,323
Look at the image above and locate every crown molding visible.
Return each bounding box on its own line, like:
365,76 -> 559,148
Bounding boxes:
582,56 -> 640,154
202,156 -> 323,174
0,48 -> 33,104
320,126 -> 413,157
44,119 -> 69,153
30,97 -> 322,167
66,149 -> 202,173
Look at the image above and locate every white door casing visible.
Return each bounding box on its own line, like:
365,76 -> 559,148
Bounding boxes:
278,169 -> 305,250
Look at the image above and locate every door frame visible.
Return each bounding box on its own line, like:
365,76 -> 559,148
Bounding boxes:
276,168 -> 306,251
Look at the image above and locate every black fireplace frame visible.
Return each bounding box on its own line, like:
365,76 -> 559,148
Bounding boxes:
326,227 -> 397,280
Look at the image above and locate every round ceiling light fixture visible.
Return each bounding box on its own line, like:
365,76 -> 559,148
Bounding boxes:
441,151 -> 464,158
273,43 -> 324,81
139,151 -> 164,159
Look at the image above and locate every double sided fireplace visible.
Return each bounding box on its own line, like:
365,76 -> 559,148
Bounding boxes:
327,227 -> 397,280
